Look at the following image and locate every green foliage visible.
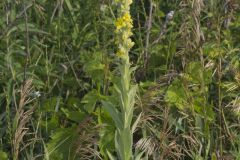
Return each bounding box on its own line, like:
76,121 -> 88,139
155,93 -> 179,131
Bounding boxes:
47,126 -> 78,160
166,78 -> 188,110
0,0 -> 240,159
0,151 -> 8,160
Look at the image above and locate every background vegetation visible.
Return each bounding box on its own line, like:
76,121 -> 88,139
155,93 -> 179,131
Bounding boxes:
0,0 -> 240,159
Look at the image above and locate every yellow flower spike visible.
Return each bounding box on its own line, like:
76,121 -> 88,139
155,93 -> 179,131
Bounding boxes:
102,0 -> 139,160
115,12 -> 133,33
121,32 -> 128,40
126,39 -> 134,48
115,18 -> 125,30
116,50 -> 125,57
122,13 -> 132,23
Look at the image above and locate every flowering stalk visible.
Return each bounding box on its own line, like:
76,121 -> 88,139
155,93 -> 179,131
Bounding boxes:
102,0 -> 141,159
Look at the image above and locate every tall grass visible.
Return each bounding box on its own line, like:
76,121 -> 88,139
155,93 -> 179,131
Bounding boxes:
0,0 -> 239,159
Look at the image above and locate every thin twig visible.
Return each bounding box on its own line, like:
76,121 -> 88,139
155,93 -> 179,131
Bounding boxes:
152,11 -> 174,45
143,0 -> 153,73
23,2 -> 30,82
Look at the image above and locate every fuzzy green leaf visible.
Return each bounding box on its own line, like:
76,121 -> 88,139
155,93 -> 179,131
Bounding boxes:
102,101 -> 123,130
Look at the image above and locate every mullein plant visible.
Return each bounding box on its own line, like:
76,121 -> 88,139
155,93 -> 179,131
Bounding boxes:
102,0 -> 142,159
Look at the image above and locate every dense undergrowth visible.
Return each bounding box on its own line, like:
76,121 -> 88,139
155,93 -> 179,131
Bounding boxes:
0,0 -> 240,159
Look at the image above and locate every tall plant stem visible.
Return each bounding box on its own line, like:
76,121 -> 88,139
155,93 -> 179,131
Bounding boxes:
23,2 -> 30,82
102,0 -> 141,159
143,0 -> 153,74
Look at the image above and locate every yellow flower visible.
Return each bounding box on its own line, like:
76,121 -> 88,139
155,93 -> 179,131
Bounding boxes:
123,13 -> 133,28
122,13 -> 132,23
115,18 -> 124,30
126,39 -> 134,48
114,1 -> 134,58
122,0 -> 133,6
127,0 -> 133,5
115,12 -> 133,31
116,50 -> 125,57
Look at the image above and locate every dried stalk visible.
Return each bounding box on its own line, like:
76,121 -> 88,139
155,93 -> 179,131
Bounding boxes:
12,79 -> 36,160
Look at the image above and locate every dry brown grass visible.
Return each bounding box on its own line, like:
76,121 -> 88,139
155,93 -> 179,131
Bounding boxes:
12,79 -> 36,160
